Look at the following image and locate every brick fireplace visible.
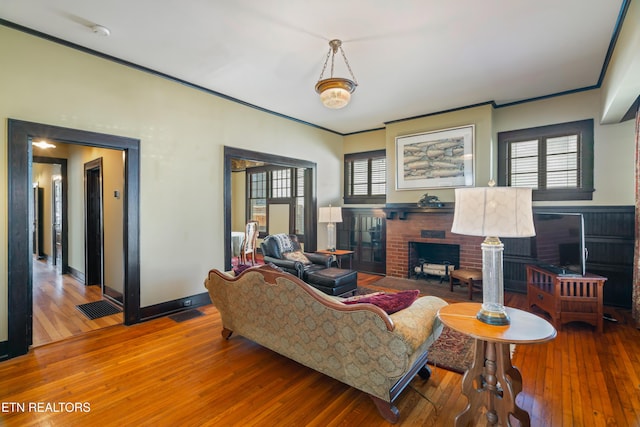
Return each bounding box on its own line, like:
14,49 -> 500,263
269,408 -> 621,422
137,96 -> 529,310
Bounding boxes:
384,205 -> 484,278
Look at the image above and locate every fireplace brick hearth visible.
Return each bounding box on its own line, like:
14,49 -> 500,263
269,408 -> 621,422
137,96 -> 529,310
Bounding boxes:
384,206 -> 483,278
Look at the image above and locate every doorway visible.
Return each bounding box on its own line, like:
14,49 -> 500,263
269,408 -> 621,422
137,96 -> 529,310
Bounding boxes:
223,146 -> 318,271
6,119 -> 141,360
52,174 -> 63,269
30,151 -> 125,347
32,156 -> 68,274
32,184 -> 44,259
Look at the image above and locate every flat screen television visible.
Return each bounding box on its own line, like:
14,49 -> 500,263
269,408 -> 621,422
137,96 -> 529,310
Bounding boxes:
532,212 -> 587,276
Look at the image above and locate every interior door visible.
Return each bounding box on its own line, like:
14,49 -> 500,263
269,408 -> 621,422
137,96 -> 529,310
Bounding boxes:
85,158 -> 104,288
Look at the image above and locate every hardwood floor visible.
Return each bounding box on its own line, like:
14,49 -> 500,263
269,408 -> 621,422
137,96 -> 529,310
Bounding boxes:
32,258 -> 122,347
2,272 -> 639,426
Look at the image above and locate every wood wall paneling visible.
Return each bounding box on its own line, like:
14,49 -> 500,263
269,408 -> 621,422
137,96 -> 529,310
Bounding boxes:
343,205 -> 634,309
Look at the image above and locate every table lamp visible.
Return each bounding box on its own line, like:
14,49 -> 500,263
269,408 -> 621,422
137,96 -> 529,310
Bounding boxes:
451,184 -> 535,325
318,205 -> 342,252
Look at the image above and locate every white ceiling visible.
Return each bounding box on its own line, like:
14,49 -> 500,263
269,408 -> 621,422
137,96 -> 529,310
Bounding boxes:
0,0 -> 627,134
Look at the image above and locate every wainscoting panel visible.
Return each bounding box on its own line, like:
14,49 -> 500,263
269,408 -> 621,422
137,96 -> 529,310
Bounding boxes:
504,206 -> 634,308
344,205 -> 634,309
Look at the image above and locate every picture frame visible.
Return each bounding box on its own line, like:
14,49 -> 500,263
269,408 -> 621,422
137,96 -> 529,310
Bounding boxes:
395,124 -> 474,190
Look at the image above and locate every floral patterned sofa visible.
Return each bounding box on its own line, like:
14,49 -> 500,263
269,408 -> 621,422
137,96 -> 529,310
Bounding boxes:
204,264 -> 448,423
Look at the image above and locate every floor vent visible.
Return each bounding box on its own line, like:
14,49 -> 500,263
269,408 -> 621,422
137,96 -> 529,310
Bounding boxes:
169,309 -> 204,323
76,300 -> 122,320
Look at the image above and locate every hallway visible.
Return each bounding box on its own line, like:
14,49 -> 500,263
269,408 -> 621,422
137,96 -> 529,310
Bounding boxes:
32,258 -> 122,347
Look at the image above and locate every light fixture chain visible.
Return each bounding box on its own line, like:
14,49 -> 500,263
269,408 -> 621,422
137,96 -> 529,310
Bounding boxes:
330,48 -> 336,78
339,46 -> 358,84
318,47 -> 332,81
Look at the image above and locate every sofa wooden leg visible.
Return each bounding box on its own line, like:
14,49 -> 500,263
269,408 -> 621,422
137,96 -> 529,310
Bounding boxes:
369,395 -> 400,424
418,364 -> 432,380
221,327 -> 233,340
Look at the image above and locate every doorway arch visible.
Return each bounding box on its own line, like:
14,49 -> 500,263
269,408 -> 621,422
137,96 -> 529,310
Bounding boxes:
6,119 -> 140,359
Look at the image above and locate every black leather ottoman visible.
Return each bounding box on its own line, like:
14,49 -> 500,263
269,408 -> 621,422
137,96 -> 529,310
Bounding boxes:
306,268 -> 358,297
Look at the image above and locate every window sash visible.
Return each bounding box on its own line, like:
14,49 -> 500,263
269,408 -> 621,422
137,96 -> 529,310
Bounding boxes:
247,166 -> 304,234
344,150 -> 386,204
498,119 -> 593,201
270,169 -> 291,198
507,134 -> 580,190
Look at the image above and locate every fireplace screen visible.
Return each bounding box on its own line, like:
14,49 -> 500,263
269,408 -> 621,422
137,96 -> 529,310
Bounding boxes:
409,242 -> 460,282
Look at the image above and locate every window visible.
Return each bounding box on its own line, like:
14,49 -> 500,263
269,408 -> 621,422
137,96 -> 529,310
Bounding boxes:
497,119 -> 594,201
271,169 -> 291,198
247,165 -> 304,235
344,150 -> 386,204
295,168 -> 305,235
248,170 -> 267,233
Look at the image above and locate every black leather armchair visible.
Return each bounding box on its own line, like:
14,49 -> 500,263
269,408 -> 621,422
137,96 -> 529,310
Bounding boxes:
261,234 -> 332,279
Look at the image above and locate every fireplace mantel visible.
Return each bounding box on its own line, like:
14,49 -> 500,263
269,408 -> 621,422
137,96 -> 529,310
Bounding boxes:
383,203 -> 455,220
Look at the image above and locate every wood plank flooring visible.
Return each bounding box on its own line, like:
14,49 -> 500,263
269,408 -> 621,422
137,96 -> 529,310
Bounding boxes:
32,258 -> 122,347
2,272 -> 639,426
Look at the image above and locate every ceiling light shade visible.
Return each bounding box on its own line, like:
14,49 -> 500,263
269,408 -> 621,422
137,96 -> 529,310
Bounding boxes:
316,78 -> 355,109
315,39 -> 358,109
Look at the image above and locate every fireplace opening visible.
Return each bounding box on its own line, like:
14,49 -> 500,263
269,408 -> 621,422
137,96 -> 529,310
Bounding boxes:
409,242 -> 460,281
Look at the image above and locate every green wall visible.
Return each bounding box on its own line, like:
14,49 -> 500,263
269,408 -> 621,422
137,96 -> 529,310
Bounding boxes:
0,26 -> 343,341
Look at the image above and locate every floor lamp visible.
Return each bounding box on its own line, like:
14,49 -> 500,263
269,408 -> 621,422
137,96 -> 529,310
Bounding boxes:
319,206 -> 342,252
451,186 -> 535,325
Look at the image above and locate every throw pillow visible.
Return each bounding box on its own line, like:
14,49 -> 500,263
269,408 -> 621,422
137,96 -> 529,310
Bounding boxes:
233,264 -> 252,276
343,289 -> 420,314
283,250 -> 311,265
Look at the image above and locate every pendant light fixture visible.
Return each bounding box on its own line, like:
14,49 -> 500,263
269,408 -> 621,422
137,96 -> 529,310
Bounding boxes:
315,39 -> 358,109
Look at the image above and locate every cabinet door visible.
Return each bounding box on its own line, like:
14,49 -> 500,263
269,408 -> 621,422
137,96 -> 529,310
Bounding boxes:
337,209 -> 386,274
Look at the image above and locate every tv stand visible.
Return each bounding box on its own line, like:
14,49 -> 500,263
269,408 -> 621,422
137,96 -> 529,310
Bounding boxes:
526,265 -> 607,333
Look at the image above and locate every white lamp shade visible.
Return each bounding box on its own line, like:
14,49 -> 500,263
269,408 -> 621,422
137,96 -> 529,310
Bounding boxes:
451,187 -> 535,237
318,206 -> 343,223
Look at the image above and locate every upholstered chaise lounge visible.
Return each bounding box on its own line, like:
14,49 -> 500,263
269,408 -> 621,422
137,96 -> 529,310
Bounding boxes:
204,264 -> 448,423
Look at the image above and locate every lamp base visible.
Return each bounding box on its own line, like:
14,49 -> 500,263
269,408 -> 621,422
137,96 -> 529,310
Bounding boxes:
327,222 -> 336,254
476,307 -> 510,325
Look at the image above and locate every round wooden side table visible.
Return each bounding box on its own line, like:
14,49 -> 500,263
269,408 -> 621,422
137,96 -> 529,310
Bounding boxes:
437,302 -> 557,426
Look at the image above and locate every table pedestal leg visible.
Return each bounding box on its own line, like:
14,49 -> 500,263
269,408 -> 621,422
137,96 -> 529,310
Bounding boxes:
455,339 -> 530,427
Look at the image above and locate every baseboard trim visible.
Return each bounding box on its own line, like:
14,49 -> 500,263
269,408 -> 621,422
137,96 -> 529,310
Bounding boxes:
0,340 -> 8,362
139,292 -> 211,322
68,266 -> 85,285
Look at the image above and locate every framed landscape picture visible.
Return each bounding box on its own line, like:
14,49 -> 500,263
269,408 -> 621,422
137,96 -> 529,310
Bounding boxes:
395,125 -> 474,190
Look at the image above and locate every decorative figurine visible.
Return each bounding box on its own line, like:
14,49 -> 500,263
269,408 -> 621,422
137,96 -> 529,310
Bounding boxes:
417,193 -> 444,208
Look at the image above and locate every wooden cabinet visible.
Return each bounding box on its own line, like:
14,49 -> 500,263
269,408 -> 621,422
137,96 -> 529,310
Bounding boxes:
526,264 -> 607,333
337,208 -> 386,274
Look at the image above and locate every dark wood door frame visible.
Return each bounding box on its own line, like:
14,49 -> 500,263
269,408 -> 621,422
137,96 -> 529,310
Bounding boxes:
223,146 -> 317,271
6,119 -> 140,360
